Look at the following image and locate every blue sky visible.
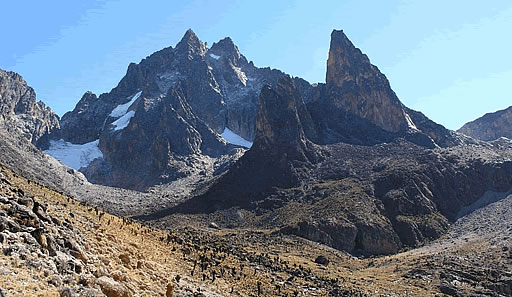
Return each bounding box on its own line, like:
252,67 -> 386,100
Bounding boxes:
2,0 -> 511,130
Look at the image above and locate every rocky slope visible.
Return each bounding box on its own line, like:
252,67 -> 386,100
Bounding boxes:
458,105 -> 512,141
1,164 -> 510,296
0,69 -> 60,149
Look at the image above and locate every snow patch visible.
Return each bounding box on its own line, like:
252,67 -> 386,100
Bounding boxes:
209,53 -> 220,60
404,112 -> 419,131
112,110 -> 135,131
110,91 -> 141,118
221,128 -> 252,148
44,139 -> 103,170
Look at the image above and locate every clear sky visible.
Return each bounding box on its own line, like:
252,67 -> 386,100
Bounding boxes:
2,0 -> 511,130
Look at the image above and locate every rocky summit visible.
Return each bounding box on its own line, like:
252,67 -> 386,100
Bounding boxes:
1,27 -> 511,296
458,105 -> 512,141
0,69 -> 60,149
326,30 -> 407,133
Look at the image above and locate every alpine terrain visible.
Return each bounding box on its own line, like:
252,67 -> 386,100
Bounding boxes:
0,29 -> 511,296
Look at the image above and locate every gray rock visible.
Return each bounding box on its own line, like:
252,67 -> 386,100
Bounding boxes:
49,275 -> 63,287
458,106 -> 512,141
59,287 -> 76,297
95,276 -> 131,297
314,255 -> 329,266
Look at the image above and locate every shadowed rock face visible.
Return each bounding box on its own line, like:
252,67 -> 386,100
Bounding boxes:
325,30 -> 407,133
0,69 -> 60,149
458,106 -> 512,141
179,77 -> 319,210
253,77 -> 317,163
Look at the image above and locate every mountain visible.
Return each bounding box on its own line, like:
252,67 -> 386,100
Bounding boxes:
49,29 -> 463,191
458,105 -> 512,141
0,69 -> 60,148
306,30 -> 460,148
50,29 -> 313,190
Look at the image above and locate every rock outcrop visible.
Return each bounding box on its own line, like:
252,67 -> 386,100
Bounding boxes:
0,69 -> 60,148
304,30 -> 459,147
458,106 -> 512,141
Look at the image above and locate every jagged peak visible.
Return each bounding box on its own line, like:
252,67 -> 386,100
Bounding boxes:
175,28 -> 206,57
325,28 -> 407,133
82,90 -> 97,97
211,37 -> 236,51
209,36 -> 246,64
254,75 -> 315,162
326,29 -> 371,85
329,29 -> 356,51
77,91 -> 97,104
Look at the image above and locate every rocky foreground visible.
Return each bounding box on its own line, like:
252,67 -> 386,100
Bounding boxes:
0,164 -> 511,296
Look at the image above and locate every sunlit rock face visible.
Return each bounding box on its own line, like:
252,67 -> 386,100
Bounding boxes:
458,106 -> 512,141
0,69 -> 60,149
325,30 -> 407,133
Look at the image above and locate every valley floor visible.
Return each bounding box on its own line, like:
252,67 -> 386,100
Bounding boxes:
0,165 -> 510,296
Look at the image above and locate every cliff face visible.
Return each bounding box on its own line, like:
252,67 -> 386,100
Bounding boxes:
458,106 -> 512,141
325,30 -> 407,133
304,30 -> 459,148
0,69 -> 60,148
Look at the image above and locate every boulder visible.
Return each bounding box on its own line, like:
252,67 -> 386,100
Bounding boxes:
314,255 -> 329,266
96,276 -> 131,297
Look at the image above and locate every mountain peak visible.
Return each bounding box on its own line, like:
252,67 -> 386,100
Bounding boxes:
326,29 -> 370,86
325,29 -> 406,133
182,28 -> 197,40
175,28 -> 206,57
209,36 -> 243,63
253,76 -> 315,163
